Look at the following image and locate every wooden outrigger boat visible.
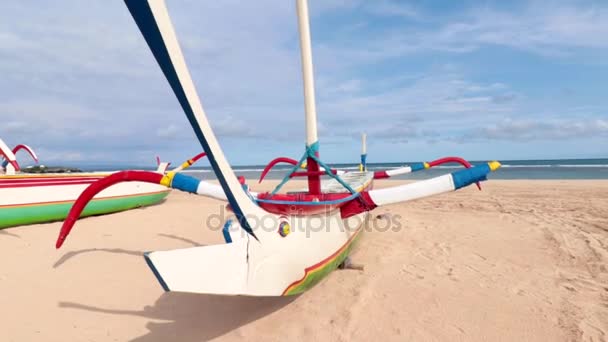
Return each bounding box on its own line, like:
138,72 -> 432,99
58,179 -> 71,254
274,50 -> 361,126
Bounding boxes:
55,0 -> 500,296
0,137 -> 201,229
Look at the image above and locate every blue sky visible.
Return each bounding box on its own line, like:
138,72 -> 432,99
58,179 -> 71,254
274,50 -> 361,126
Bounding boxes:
1,0 -> 607,167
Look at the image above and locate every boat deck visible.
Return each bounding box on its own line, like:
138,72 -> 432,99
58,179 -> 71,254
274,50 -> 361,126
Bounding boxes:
289,171 -> 374,194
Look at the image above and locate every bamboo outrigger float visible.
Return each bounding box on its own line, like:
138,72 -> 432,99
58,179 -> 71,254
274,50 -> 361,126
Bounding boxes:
55,0 -> 500,296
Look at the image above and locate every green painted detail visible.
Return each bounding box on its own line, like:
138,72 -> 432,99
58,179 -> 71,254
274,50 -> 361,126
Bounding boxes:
284,230 -> 363,296
0,192 -> 169,229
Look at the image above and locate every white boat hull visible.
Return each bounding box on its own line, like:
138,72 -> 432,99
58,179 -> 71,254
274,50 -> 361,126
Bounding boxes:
0,173 -> 170,228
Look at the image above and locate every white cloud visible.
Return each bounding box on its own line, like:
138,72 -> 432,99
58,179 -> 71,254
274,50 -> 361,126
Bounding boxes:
310,3 -> 608,67
440,6 -> 608,54
0,1 -> 607,164
365,1 -> 420,19
156,124 -> 180,139
468,118 -> 608,141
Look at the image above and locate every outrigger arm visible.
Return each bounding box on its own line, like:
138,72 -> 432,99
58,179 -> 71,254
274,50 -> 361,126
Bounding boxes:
56,158 -> 497,246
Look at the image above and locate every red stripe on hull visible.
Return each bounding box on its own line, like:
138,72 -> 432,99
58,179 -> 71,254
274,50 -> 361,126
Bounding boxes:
282,227 -> 363,295
0,180 -> 98,189
0,174 -> 108,188
0,175 -> 106,182
0,189 -> 170,209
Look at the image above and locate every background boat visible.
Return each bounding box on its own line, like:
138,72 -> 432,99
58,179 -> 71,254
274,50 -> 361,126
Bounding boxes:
0,138 -> 170,229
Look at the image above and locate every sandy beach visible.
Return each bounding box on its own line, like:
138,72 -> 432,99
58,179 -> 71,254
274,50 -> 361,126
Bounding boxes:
1,180 -> 607,341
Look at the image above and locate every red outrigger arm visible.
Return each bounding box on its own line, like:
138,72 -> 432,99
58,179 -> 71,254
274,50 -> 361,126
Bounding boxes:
56,151 -> 209,248
12,144 -> 38,164
55,165 -> 252,248
2,144 -> 38,171
373,156 -> 482,190
1,144 -> 38,171
372,156 -> 473,179
171,152 -> 207,172
258,157 -> 300,183
56,171 -> 164,248
259,156 -> 344,183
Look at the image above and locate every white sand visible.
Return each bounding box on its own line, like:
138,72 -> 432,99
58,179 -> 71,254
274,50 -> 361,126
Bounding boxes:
1,180 -> 607,341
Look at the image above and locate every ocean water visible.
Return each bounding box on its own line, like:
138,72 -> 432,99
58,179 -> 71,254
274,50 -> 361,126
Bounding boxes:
173,158 -> 608,181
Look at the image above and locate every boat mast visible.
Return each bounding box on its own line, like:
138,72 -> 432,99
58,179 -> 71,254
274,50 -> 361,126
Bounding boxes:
360,133 -> 367,171
296,0 -> 321,195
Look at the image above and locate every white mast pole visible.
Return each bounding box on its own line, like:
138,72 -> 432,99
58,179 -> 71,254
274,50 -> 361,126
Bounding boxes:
361,133 -> 367,155
296,0 -> 318,147
360,132 -> 367,171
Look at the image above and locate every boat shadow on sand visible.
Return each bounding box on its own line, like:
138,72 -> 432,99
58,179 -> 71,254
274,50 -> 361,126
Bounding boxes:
53,247 -> 144,268
0,229 -> 20,238
53,233 -> 296,340
53,233 -> 204,268
59,292 -> 297,342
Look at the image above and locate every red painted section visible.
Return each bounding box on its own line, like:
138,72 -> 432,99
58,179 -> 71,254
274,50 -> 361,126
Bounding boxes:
0,175 -> 105,188
258,157 -> 299,183
12,144 -> 38,163
428,156 -> 481,190
1,190 -> 168,209
256,192 -> 352,216
373,170 -> 389,179
0,176 -> 103,183
289,170 -> 336,178
56,170 -> 164,249
0,180 -> 99,189
371,156 -> 481,190
256,179 -> 374,216
307,155 -> 321,195
190,151 -> 207,163
281,227 -> 363,295
428,156 -> 471,168
339,191 -> 377,218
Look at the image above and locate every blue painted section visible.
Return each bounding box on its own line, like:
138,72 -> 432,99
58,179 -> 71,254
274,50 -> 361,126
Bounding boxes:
143,252 -> 170,291
360,154 -> 367,170
308,141 -> 320,153
124,0 -> 256,239
1,159 -> 8,168
171,173 -> 200,193
222,219 -> 233,243
452,164 -> 491,189
410,162 -> 426,172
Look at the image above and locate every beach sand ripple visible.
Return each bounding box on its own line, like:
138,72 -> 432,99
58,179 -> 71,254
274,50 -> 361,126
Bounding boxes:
0,180 -> 606,341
